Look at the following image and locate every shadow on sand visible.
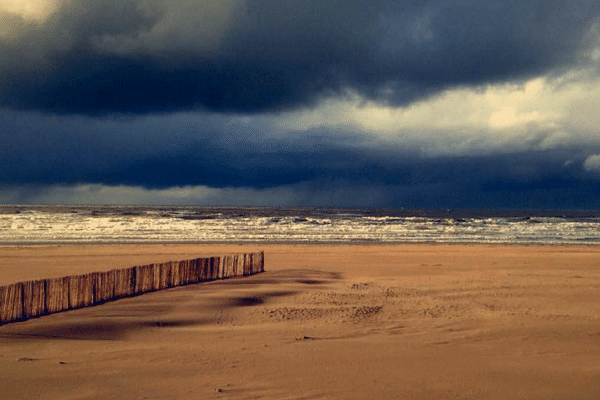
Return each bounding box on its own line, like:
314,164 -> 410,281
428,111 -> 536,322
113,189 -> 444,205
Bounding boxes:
0,269 -> 342,341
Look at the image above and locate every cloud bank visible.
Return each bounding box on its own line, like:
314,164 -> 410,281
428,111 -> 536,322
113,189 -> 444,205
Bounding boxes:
1,2 -> 600,209
1,0 -> 599,115
2,96 -> 600,209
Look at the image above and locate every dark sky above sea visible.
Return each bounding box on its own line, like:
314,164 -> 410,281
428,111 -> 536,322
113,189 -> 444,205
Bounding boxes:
1,1 -> 600,208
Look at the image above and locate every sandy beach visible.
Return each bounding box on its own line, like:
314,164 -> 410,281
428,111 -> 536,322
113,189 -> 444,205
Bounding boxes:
2,244 -> 600,399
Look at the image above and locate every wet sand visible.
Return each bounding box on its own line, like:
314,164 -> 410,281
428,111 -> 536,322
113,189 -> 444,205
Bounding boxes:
1,244 -> 600,399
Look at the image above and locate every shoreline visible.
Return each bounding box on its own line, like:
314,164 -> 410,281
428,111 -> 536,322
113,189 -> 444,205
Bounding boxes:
3,206 -> 600,247
3,240 -> 600,246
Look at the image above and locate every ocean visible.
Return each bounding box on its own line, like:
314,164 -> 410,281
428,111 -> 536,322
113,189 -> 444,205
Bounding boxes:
1,205 -> 600,246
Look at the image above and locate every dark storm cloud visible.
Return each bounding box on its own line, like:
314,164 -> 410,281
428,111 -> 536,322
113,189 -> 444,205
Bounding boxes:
1,0 -> 599,115
2,109 -> 600,208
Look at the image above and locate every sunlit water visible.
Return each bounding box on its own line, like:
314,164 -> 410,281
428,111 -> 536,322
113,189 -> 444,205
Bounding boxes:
1,205 -> 600,245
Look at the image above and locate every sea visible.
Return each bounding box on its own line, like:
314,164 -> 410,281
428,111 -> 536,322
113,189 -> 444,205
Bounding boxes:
1,205 -> 600,246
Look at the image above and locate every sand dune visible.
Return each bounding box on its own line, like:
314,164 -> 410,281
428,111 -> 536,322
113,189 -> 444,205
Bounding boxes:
1,244 -> 600,399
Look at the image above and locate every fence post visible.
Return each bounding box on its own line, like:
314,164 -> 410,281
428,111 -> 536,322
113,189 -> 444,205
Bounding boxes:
178,260 -> 190,285
135,265 -> 154,294
169,261 -> 180,288
94,270 -> 116,304
46,277 -> 70,314
199,258 -> 210,282
114,267 -> 135,298
188,259 -> 200,283
0,283 -> 24,324
23,279 -> 46,319
222,255 -> 234,278
69,273 -> 95,309
211,257 -> 220,280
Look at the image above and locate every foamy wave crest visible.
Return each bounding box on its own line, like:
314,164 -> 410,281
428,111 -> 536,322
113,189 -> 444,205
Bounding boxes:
1,206 -> 600,245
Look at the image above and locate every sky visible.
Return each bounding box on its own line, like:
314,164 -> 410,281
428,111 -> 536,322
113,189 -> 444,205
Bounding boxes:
1,0 -> 600,208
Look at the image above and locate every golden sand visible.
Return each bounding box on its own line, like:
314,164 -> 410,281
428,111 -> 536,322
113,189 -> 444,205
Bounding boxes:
1,244 -> 600,399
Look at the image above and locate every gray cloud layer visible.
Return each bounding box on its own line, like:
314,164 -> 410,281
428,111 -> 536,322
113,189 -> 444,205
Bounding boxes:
1,0 -> 599,115
3,109 -> 600,208
2,2 -> 600,209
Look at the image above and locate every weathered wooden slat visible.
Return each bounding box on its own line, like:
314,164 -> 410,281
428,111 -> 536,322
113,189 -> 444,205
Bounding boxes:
198,258 -> 208,283
157,262 -> 171,289
206,257 -> 213,280
231,255 -> 238,277
150,263 -> 161,291
46,277 -> 70,314
218,256 -> 224,279
186,259 -> 198,283
23,279 -> 46,318
244,253 -> 252,276
169,261 -> 180,288
259,251 -> 265,273
94,270 -> 116,303
199,258 -> 210,282
0,283 -> 23,323
254,252 -> 261,273
222,255 -> 234,279
252,251 -> 263,274
178,260 -> 190,285
211,257 -> 220,280
114,267 -> 135,298
193,258 -> 200,282
68,273 -> 95,309
219,256 -> 227,279
240,253 -> 247,276
233,254 -> 242,277
135,264 -> 155,294
251,252 -> 258,274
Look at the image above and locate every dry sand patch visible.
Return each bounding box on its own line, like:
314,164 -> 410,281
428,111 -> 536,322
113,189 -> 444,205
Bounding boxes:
1,244 -> 600,399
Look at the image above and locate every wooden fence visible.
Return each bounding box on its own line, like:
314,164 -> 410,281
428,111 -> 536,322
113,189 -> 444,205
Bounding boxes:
0,251 -> 264,325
